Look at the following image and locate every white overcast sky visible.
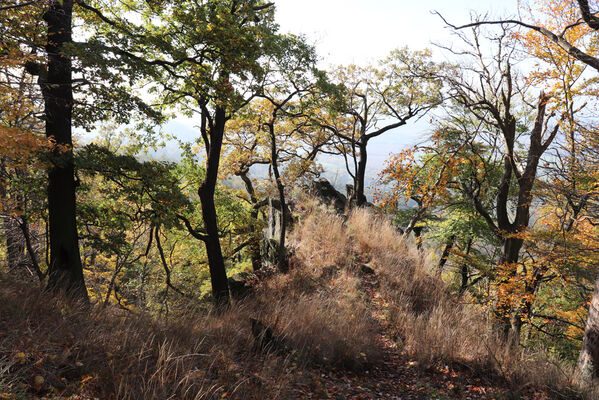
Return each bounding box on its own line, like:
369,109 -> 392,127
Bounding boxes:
274,0 -> 518,66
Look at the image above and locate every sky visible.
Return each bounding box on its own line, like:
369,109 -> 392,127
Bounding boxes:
274,0 -> 518,66
164,0 -> 520,191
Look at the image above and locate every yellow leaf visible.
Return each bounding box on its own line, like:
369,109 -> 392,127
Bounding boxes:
33,375 -> 44,387
15,352 -> 26,364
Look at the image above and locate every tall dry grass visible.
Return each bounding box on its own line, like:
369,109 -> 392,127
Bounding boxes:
345,207 -> 581,398
0,279 -> 287,399
252,204 -> 383,368
0,265 -> 384,399
0,199 -> 383,399
0,196 -> 590,399
290,198 -> 583,398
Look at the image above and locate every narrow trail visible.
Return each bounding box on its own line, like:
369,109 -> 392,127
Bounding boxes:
284,263 -> 520,400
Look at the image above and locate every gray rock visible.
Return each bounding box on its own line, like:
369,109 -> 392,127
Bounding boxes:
358,264 -> 375,275
310,178 -> 347,213
261,198 -> 294,271
228,272 -> 255,299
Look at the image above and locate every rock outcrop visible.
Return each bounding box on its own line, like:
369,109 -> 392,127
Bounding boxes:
309,179 -> 347,213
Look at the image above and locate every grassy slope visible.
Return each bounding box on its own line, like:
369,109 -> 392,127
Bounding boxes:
0,198 -> 586,399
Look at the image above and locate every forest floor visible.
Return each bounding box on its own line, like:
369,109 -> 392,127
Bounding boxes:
0,274 -> 549,400
279,270 -> 546,400
0,206 -> 578,399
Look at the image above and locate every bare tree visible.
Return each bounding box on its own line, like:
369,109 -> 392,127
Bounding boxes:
439,25 -> 566,341
436,1 -> 599,382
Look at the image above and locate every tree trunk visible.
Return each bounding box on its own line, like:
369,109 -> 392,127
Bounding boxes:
42,0 -> 88,300
575,271 -> 599,386
502,236 -> 524,265
460,264 -> 469,294
2,216 -> 24,272
18,215 -> 44,282
248,223 -> 262,271
199,105 -> 230,306
0,166 -> 31,276
495,235 -> 523,342
352,141 -> 368,207
269,123 -> 288,272
238,171 -> 262,271
437,235 -> 455,274
412,226 -> 424,250
497,233 -> 527,341
458,239 -> 472,295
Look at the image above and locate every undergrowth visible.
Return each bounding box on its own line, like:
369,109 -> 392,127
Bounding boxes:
0,196 -> 592,399
290,196 -> 587,399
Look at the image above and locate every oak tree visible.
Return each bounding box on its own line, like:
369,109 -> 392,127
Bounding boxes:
320,49 -> 442,207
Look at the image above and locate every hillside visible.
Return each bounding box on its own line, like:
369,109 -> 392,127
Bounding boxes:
0,201 -> 583,399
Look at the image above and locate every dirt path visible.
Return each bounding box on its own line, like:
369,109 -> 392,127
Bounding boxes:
282,266 -> 527,400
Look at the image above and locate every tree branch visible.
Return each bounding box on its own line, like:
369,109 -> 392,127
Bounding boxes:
253,2 -> 275,11
154,226 -> 191,298
177,214 -> 208,242
434,11 -> 599,72
0,1 -> 36,11
577,0 -> 599,30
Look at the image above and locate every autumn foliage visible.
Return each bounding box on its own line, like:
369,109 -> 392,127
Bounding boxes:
3,0 -> 599,398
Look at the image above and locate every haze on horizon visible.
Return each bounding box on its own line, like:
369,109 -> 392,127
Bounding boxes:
163,0 -> 519,191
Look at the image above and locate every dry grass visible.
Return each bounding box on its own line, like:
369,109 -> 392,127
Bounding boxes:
0,197 -> 590,399
289,204 -> 351,269
0,199 -> 383,399
289,199 -> 583,398
0,265 -> 383,399
0,279 -> 288,399
344,208 -> 581,398
253,268 -> 382,368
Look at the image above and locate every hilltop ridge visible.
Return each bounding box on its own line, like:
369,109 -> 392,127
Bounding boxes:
0,199 -> 582,399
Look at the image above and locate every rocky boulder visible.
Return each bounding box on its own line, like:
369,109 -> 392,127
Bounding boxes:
309,178 -> 347,213
228,272 -> 255,300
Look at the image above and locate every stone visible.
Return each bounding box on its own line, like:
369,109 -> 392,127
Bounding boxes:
261,198 -> 294,270
346,184 -> 355,200
228,272 -> 255,299
310,178 -> 347,213
358,264 -> 375,275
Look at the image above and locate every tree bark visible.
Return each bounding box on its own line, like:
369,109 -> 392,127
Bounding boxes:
413,226 -> 423,250
17,215 -> 43,282
352,141 -> 369,207
238,171 -> 262,271
0,166 -> 23,271
42,0 -> 88,300
575,271 -> 599,385
437,234 -> 455,274
268,123 -> 289,273
198,105 -> 230,306
458,239 -> 472,295
2,216 -> 25,272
